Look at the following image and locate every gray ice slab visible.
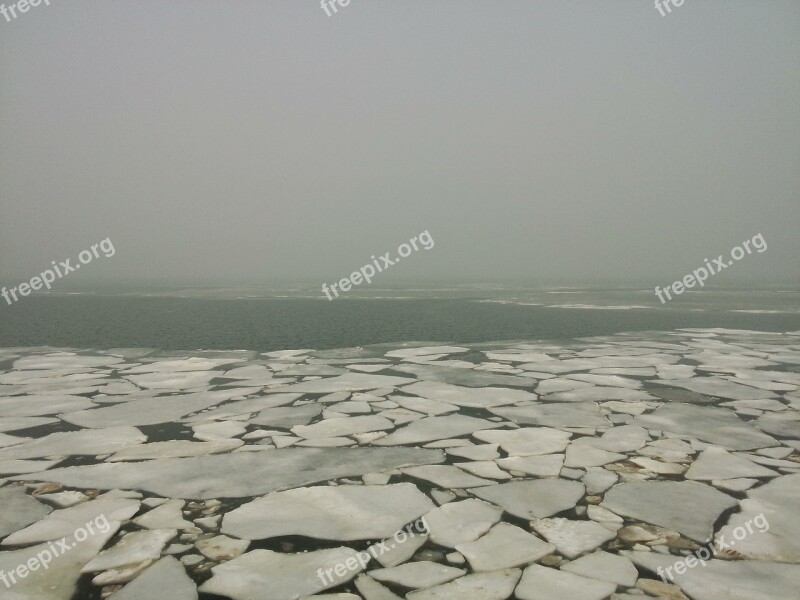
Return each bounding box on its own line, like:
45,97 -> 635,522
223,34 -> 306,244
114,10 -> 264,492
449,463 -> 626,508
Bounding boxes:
82,529 -> 177,572
373,415 -> 503,446
0,521 -> 118,600
13,354 -> 122,370
182,394 -> 300,421
0,458 -> 63,474
368,561 -> 465,589
0,427 -> 146,460
634,403 -> 779,450
515,563 -> 617,600
2,496 -> 140,546
266,373 -> 413,394
471,480 -> 585,520
544,387 -> 655,402
531,518 -> 616,559
753,412 -> 800,438
60,388 -> 260,428
0,486 -> 53,538
455,523 -> 555,570
198,548 -> 364,600
496,454 -> 564,477
403,465 -> 496,488
11,447 -> 445,499
394,364 -> 536,388
107,439 -> 243,461
473,428 -> 571,456
402,381 -> 536,409
0,395 -> 96,417
623,550 -> 800,600
108,556 -> 198,600
249,404 -> 323,428
560,550 -> 637,587
685,447 -> 779,481
423,499 -> 504,548
406,569 -> 521,600
222,483 -> 434,541
649,377 -> 778,401
291,415 -> 395,439
0,416 -> 59,432
125,370 -> 223,389
602,480 -> 737,542
490,403 -> 610,429
715,474 -> 800,563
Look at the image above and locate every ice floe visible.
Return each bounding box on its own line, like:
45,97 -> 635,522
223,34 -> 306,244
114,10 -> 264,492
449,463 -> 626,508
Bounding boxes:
198,548 -> 365,600
455,523 -> 554,570
222,483 -> 433,541
1,329 -> 799,599
601,480 -> 737,541
471,480 -> 585,519
0,485 -> 52,538
13,447 -> 444,499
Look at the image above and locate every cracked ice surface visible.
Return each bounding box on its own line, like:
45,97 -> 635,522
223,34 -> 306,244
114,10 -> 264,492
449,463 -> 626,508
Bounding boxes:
0,328 -> 798,599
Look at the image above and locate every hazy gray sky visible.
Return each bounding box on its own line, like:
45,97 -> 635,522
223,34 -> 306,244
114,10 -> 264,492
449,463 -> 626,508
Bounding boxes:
1,1 -> 798,284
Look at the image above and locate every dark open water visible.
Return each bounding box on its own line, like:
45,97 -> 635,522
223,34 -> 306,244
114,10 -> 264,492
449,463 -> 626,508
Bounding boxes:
1,285 -> 798,351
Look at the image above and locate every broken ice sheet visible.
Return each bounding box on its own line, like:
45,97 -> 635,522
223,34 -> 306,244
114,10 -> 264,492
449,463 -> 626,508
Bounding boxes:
490,403 -> 610,429
424,499 -> 504,548
0,330 -> 798,599
406,569 -> 522,600
106,556 -> 198,600
623,550 -> 800,600
401,381 -> 537,408
368,561 -> 466,588
649,377 -> 779,401
531,517 -> 616,558
715,473 -> 800,563
12,447 -> 445,499
515,563 -> 616,600
455,522 -> 555,570
473,427 -> 571,456
0,485 -> 53,538
395,364 -> 537,388
125,370 -> 224,389
291,415 -> 395,439
0,416 -> 59,432
106,439 -> 243,461
471,480 -> 585,520
266,373 -> 413,393
2,495 -> 140,546
634,403 -> 779,450
685,447 -> 779,480
60,388 -> 261,428
222,483 -> 434,540
0,524 -> 118,600
0,426 -> 146,460
601,480 -> 737,542
0,394 -> 95,416
403,465 -> 496,488
374,415 -> 503,446
198,548 -> 365,600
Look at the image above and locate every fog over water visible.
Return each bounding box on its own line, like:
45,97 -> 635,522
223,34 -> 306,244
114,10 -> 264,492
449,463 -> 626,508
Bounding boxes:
1,1 -> 799,286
